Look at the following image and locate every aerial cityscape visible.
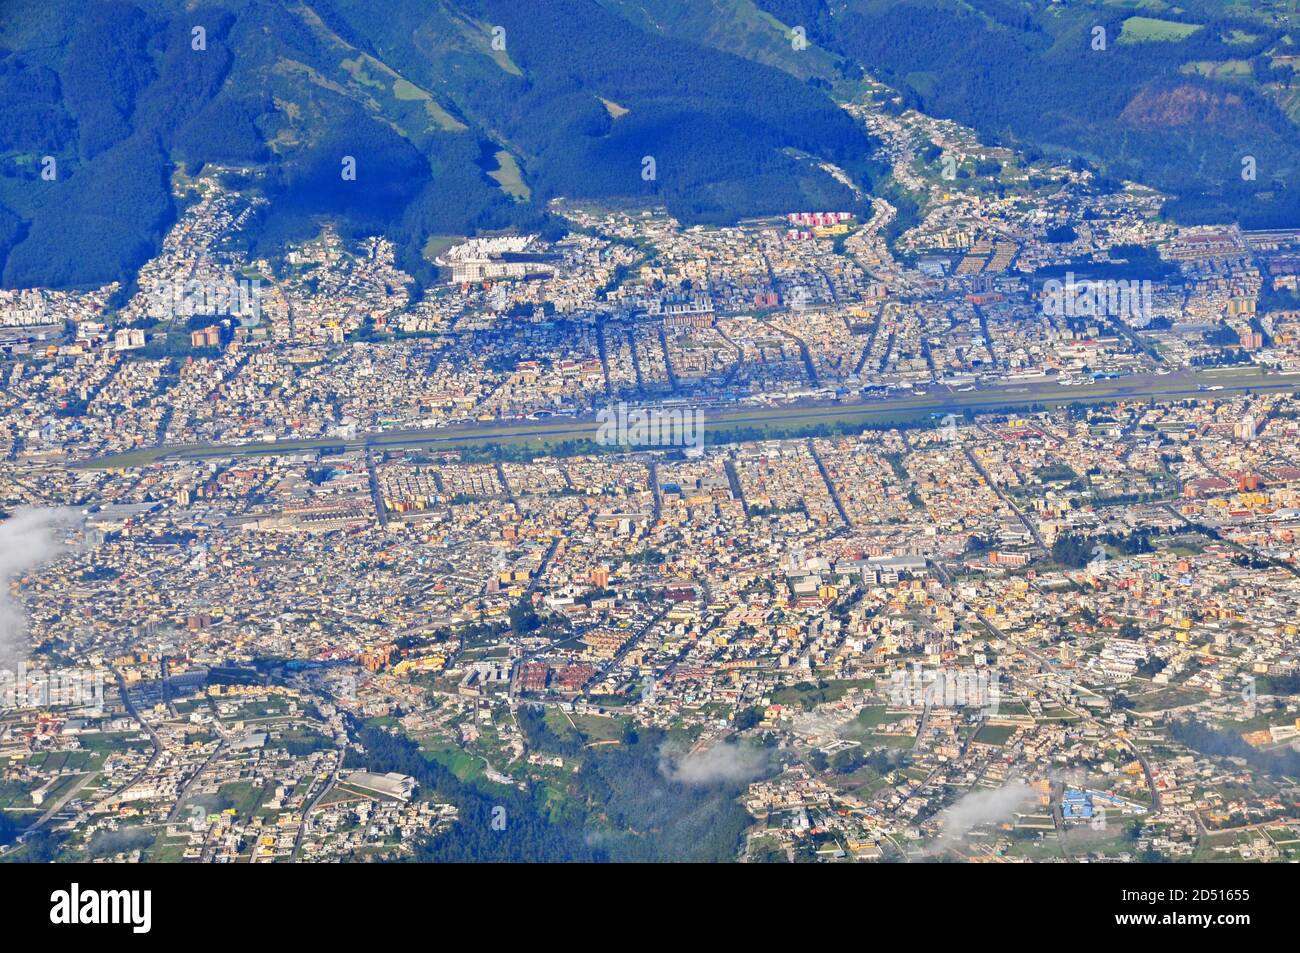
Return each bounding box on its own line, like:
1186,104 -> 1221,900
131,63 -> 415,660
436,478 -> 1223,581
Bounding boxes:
1,0 -> 1299,876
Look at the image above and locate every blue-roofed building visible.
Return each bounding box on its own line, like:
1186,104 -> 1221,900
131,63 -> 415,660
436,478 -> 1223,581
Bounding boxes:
1061,789 -> 1147,822
1062,790 -> 1094,819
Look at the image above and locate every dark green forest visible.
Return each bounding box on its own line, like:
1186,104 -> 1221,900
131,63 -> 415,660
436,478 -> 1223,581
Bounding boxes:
352,717 -> 757,862
4,0 -> 1297,293
757,0 -> 1300,229
0,0 -> 874,291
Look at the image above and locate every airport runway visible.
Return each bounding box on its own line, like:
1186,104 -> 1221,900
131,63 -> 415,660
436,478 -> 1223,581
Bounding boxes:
83,365 -> 1300,469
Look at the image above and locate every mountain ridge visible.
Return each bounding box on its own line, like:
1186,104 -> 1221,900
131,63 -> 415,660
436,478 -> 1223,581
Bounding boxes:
0,0 -> 877,292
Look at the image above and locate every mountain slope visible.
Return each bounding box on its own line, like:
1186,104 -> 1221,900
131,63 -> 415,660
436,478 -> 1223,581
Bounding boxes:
754,0 -> 1300,229
0,0 -> 877,291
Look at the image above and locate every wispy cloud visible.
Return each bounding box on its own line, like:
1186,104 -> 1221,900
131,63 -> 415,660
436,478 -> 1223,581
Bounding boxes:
659,741 -> 768,786
0,507 -> 82,666
924,782 -> 1035,855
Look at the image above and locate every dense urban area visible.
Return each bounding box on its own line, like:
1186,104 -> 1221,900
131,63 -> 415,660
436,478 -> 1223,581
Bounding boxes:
5,59 -> 1300,864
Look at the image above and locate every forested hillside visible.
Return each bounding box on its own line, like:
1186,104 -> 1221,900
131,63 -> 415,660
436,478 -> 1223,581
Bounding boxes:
754,0 -> 1300,229
0,0 -> 875,291
5,0 -> 1296,294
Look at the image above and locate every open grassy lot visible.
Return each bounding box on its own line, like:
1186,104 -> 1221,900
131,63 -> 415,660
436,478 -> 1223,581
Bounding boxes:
1118,16 -> 1202,44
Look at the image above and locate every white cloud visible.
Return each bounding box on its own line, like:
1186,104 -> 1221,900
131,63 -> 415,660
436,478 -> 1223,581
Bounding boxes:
659,741 -> 768,786
0,507 -> 82,666
925,781 -> 1035,855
